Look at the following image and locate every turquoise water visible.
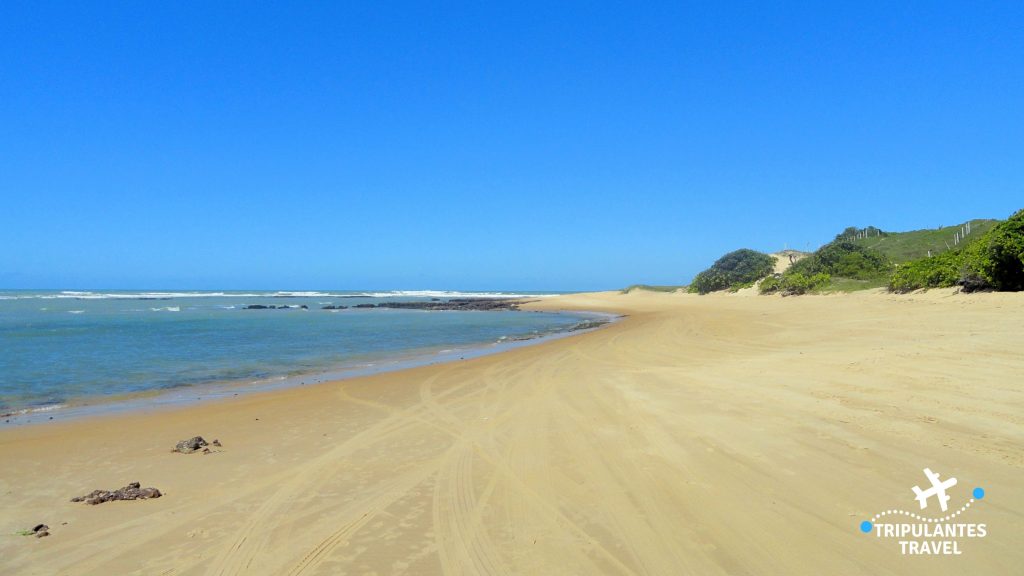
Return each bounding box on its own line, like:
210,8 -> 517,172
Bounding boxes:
0,290 -> 589,414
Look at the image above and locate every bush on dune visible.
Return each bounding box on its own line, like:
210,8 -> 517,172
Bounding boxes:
788,240 -> 891,280
688,249 -> 776,295
888,208 -> 1024,293
757,240 -> 888,296
759,272 -> 831,296
889,250 -> 963,292
976,208 -> 1024,291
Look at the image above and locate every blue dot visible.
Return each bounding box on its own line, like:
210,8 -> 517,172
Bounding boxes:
860,520 -> 873,533
973,487 -> 985,499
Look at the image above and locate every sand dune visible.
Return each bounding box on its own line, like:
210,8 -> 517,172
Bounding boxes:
1,290 -> 1021,575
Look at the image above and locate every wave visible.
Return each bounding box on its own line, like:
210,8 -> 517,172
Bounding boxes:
3,291 -> 265,300
150,306 -> 181,312
0,403 -> 66,417
355,290 -> 559,298
0,290 -> 560,300
68,310 -> 85,314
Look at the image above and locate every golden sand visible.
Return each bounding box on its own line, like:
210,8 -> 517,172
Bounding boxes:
1,290 -> 1021,575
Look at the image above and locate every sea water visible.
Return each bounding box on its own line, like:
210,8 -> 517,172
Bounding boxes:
0,290 -> 595,416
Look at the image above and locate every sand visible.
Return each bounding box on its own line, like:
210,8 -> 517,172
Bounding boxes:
1,290 -> 1022,575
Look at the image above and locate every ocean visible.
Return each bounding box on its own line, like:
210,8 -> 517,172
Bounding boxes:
0,290 -> 600,419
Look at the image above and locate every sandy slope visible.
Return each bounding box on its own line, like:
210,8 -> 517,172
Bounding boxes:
1,290 -> 1022,575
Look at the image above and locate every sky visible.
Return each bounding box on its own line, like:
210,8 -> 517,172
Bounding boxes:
0,2 -> 1021,291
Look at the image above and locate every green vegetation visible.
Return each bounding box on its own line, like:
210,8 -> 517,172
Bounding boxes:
824,277 -> 887,293
758,272 -> 831,295
760,240 -> 890,295
726,280 -> 757,292
889,209 -> 1024,292
621,284 -> 684,294
978,209 -> 1024,290
889,249 -> 964,292
849,220 -> 998,264
787,240 -> 892,280
668,209 -> 1021,298
688,249 -> 776,295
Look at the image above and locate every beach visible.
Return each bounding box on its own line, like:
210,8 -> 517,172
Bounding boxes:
1,290 -> 1021,575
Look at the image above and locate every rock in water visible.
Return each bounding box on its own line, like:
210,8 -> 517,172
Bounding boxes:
174,436 -> 209,453
71,482 -> 162,505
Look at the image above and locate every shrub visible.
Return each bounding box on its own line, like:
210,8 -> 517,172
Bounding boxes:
888,250 -> 963,292
689,249 -> 776,294
975,208 -> 1024,291
759,272 -> 831,296
789,240 -> 891,280
888,208 -> 1024,293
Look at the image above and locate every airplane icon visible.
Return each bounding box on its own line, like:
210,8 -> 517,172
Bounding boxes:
912,468 -> 957,512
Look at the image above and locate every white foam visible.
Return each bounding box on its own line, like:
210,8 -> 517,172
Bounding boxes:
68,310 -> 85,314
6,403 -> 67,416
40,291 -> 270,300
357,290 -> 558,298
0,290 -> 560,300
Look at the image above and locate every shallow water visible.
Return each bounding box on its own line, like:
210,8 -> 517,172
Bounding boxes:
0,290 -> 588,413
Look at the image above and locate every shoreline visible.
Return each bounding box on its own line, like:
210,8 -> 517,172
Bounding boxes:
1,290 -> 1020,575
0,308 -> 619,428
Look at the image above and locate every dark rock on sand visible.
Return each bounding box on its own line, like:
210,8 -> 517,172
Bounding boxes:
174,436 -> 209,453
568,319 -> 611,332
957,276 -> 992,293
71,482 -> 162,505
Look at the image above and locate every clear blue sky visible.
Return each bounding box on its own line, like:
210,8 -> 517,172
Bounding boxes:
1,2 -> 1021,290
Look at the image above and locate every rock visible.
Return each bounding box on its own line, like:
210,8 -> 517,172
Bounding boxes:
244,304 -> 272,309
174,436 -> 209,454
321,305 -> 348,310
35,530 -> 49,538
568,319 -> 610,332
137,487 -> 161,498
32,524 -> 48,533
211,439 -> 222,447
957,276 -> 991,293
374,298 -> 530,312
300,305 -> 309,309
71,482 -> 162,505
